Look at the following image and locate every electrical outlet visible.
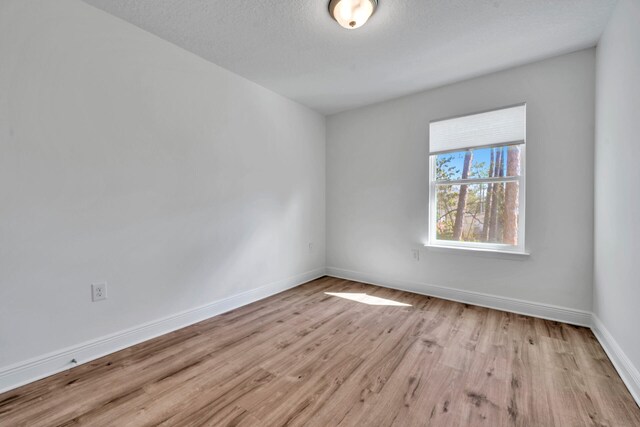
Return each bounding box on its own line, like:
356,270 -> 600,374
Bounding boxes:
91,283 -> 107,302
309,242 -> 314,253
411,248 -> 420,261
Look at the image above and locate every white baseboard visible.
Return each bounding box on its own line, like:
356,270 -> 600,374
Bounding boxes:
591,315 -> 640,406
0,267 -> 326,395
325,267 -> 592,327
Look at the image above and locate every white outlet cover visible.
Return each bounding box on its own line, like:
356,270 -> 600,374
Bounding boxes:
91,283 -> 107,302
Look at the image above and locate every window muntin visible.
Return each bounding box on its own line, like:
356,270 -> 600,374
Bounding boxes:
428,105 -> 526,253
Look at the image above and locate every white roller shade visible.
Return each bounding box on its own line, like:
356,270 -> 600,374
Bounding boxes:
429,104 -> 526,154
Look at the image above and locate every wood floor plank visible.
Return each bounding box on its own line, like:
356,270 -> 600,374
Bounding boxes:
1,276 -> 639,426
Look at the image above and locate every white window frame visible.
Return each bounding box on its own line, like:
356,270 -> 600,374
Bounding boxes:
427,105 -> 527,255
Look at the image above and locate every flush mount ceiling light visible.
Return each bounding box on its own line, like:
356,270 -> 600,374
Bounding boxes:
328,0 -> 378,30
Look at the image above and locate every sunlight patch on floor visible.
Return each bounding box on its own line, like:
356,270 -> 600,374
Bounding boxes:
324,292 -> 412,307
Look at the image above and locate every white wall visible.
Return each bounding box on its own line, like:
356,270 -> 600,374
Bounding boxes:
0,0 -> 325,371
594,0 -> 640,397
327,50 -> 595,313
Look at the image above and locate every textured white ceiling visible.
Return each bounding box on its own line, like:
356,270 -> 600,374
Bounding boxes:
82,0 -> 616,114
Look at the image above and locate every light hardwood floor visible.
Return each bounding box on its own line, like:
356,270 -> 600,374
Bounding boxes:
1,277 -> 639,426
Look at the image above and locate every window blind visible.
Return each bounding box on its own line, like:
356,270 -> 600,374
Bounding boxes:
429,104 -> 526,154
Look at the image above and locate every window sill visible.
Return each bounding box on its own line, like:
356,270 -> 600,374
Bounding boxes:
424,244 -> 530,259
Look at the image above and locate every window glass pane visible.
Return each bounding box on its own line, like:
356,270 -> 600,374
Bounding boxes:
434,144 -> 522,181
435,181 -> 520,245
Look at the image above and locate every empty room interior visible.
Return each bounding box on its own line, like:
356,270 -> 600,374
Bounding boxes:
1,0 -> 640,425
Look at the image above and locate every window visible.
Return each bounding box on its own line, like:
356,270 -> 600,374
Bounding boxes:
428,104 -> 526,253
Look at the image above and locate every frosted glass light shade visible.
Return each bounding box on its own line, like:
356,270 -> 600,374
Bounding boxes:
329,0 -> 377,30
429,104 -> 526,154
